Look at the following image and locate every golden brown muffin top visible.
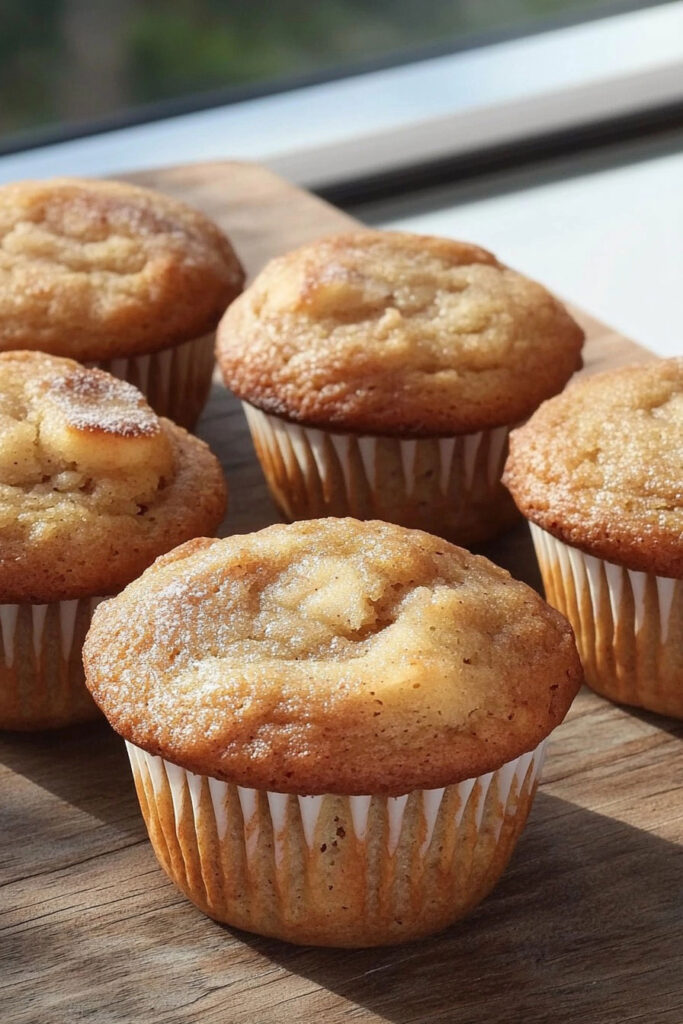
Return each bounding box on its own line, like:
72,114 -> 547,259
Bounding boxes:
216,230 -> 584,436
0,177 -> 244,360
0,351 -> 227,602
84,518 -> 581,794
504,359 -> 683,577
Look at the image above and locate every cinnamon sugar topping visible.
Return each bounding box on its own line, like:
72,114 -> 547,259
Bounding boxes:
48,369 -> 159,437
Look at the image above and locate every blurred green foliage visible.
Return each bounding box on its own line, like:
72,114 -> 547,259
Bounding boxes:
0,0 -> 647,140
0,0 -> 63,133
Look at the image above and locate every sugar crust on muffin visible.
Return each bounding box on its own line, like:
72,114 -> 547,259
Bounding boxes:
504,358 -> 683,577
0,351 -> 227,602
83,518 -> 582,794
216,230 -> 584,436
0,177 -> 245,360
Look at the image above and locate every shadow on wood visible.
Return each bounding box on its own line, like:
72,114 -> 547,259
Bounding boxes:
475,521 -> 543,592
0,721 -> 143,888
619,705 -> 683,741
198,379 -> 282,539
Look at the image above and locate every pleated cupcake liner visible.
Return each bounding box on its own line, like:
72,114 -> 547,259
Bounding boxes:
530,523 -> 682,718
242,403 -> 520,545
0,596 -> 104,730
92,331 -> 215,430
126,738 -> 546,947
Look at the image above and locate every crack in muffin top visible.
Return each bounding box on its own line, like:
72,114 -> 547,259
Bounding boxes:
0,177 -> 245,359
504,358 -> 683,576
216,230 -> 584,436
0,351 -> 226,601
83,518 -> 582,794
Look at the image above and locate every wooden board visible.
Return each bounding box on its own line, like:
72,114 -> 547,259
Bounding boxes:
1,161 -> 679,1024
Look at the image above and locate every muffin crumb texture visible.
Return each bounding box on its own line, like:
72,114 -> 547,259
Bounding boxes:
504,358 -> 683,576
0,177 -> 244,359
217,230 -> 584,435
84,518 -> 582,794
0,351 -> 226,602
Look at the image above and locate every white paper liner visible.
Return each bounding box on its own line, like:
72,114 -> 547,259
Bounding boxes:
91,331 -> 215,429
126,738 -> 546,945
243,403 -> 515,543
0,595 -> 104,728
530,523 -> 681,715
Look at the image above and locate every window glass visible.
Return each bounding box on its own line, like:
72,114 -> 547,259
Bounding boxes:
1,1 -> 665,143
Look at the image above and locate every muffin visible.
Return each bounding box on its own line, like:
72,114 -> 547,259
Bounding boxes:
216,230 -> 584,544
504,358 -> 682,718
83,518 -> 581,947
0,351 -> 227,729
0,177 -> 244,428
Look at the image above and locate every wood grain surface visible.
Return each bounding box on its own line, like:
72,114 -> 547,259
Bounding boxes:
1,161 -> 680,1024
